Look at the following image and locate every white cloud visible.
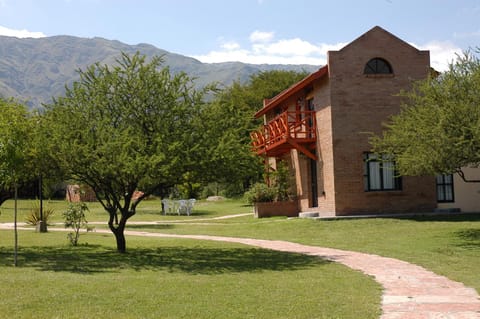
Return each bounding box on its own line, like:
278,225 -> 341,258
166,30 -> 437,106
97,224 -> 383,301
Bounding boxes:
249,30 -> 274,43
221,41 -> 241,51
253,38 -> 323,56
193,31 -> 346,66
0,25 -> 46,38
412,41 -> 463,72
192,31 -> 462,71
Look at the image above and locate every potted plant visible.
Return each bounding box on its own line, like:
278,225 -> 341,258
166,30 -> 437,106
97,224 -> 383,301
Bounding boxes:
245,162 -> 298,218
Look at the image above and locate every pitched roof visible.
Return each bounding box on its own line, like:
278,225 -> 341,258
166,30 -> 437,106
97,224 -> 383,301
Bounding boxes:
254,65 -> 328,118
339,25 -> 424,53
254,26 -> 428,119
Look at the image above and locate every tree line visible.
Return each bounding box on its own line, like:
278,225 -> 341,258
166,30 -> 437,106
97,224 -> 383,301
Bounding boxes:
0,52 -> 308,252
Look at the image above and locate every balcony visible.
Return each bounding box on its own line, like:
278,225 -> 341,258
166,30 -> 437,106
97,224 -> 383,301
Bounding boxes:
251,111 -> 317,160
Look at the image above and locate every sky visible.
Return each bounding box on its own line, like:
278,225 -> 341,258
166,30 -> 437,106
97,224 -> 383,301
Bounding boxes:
0,0 -> 479,71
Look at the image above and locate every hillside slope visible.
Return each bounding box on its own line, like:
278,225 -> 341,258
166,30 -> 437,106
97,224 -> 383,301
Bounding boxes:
0,35 -> 318,108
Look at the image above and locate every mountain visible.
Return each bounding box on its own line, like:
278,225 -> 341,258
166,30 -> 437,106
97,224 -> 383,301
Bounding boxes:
0,35 -> 319,108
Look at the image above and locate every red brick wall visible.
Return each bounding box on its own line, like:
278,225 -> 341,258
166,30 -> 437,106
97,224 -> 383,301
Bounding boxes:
286,74 -> 337,215
262,27 -> 437,216
327,27 -> 436,215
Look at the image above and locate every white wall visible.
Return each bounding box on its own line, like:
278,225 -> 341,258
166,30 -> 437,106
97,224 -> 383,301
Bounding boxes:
438,167 -> 480,213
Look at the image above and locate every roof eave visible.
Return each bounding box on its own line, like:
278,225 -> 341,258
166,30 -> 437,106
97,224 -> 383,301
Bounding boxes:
254,65 -> 328,118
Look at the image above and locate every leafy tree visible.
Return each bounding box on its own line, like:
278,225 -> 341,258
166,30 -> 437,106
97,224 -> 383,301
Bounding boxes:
0,98 -> 33,184
63,202 -> 90,246
0,98 -> 34,265
0,99 -> 28,201
200,70 -> 310,194
41,52 -> 209,252
371,51 -> 480,182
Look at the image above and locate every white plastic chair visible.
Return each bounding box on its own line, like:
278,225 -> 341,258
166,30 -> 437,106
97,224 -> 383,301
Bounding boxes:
161,199 -> 172,215
186,199 -> 196,216
177,200 -> 188,215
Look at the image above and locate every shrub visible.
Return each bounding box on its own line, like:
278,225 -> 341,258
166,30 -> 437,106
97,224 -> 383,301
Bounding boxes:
63,203 -> 90,246
244,161 -> 296,203
270,161 -> 296,202
25,201 -> 55,226
244,182 -> 276,204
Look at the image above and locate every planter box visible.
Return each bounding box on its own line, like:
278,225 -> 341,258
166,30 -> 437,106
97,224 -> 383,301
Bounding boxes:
254,200 -> 298,218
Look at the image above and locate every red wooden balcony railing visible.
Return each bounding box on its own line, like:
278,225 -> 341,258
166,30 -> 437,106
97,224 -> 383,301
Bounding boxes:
251,111 -> 317,160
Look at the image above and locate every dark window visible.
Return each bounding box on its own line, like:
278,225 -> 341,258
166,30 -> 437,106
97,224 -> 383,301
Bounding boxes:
436,174 -> 454,202
364,58 -> 393,74
307,98 -> 314,112
364,153 -> 402,191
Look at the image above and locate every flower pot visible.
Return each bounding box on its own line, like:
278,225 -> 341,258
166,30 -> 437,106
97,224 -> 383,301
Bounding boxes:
253,200 -> 298,218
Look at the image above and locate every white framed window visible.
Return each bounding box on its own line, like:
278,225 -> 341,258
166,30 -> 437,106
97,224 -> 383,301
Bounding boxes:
436,174 -> 454,202
364,153 -> 402,191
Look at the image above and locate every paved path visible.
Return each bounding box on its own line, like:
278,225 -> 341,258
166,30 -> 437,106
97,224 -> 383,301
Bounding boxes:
1,223 -> 479,318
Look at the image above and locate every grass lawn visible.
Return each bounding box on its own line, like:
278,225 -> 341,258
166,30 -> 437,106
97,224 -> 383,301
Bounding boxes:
1,198 -> 479,317
0,198 -> 251,223
0,230 -> 381,319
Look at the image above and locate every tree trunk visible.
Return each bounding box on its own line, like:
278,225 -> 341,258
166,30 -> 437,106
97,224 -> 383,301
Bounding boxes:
106,204 -> 137,253
109,216 -> 127,253
14,183 -> 18,267
113,229 -> 127,253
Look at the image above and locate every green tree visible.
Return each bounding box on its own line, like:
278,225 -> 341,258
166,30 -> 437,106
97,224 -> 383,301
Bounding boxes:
200,70 -> 309,194
0,99 -> 28,202
42,52 -> 209,252
370,51 -> 480,181
0,98 -> 34,265
63,202 -> 89,246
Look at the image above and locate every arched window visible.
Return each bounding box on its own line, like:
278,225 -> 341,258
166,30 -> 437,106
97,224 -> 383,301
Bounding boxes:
364,58 -> 393,74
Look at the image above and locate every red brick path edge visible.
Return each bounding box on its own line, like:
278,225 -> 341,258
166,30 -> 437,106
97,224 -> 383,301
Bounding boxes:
125,230 -> 480,319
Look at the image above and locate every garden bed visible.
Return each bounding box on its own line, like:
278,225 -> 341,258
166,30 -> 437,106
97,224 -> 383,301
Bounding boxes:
253,200 -> 298,218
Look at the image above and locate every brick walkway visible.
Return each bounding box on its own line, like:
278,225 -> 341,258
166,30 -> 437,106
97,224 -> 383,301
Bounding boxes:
125,231 -> 480,319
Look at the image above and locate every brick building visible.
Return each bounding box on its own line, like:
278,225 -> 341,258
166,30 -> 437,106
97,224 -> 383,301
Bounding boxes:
251,26 -> 439,217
